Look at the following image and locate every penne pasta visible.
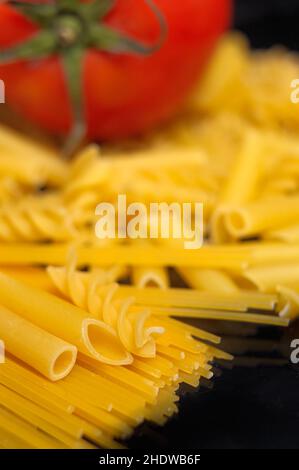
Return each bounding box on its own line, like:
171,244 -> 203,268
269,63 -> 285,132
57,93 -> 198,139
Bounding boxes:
243,263 -> 299,292
219,128 -> 264,206
177,268 -> 239,294
0,305 -> 77,381
0,271 -> 132,366
224,196 -> 299,239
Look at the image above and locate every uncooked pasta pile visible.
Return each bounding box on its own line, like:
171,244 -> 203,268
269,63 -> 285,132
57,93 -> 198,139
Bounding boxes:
0,33 -> 298,448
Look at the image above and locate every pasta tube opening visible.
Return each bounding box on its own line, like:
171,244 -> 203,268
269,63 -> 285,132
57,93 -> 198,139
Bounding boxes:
51,348 -> 77,381
0,304 -> 77,381
225,208 -> 250,237
82,319 -> 133,366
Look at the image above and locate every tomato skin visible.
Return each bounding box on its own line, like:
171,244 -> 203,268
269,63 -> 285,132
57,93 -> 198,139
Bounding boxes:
0,0 -> 232,140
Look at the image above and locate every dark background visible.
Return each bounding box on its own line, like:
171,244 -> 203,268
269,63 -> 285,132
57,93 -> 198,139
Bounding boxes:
128,0 -> 299,450
235,0 -> 299,50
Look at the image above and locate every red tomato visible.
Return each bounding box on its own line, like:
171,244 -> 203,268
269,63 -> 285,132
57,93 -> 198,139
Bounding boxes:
0,0 -> 232,140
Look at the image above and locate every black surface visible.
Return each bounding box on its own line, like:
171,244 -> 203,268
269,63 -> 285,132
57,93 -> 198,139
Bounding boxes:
127,1 -> 299,450
235,0 -> 299,50
128,321 -> 299,449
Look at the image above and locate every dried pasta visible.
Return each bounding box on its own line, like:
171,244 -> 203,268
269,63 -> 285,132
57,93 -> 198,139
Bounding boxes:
47,260 -> 165,358
0,304 -> 77,380
0,32 -> 298,448
0,194 -> 76,242
0,125 -> 68,188
132,267 -> 169,289
0,271 -> 132,366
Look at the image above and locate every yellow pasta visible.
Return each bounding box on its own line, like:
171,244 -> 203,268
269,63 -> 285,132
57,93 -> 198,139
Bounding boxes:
224,195 -> 299,239
153,307 -> 289,327
0,124 -> 68,187
0,271 -> 132,365
264,224 -> 299,243
243,263 -> 299,292
211,129 -> 264,243
0,266 -> 56,292
0,305 -> 77,381
47,261 -> 164,358
0,177 -> 22,203
0,32 -> 298,449
0,242 -> 250,270
117,285 -> 278,312
191,33 -> 249,113
277,285 -> 299,321
132,267 -> 169,288
178,268 -> 239,294
0,193 -> 76,242
220,128 -> 264,206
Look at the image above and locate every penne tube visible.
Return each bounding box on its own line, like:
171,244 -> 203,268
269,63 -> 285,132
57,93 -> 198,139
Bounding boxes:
132,267 -> 169,289
263,224 -> 299,243
178,268 -> 239,294
0,266 -> 56,292
211,129 -> 264,243
249,243 -> 299,265
210,206 -> 234,244
0,271 -> 132,366
0,305 -> 77,381
219,129 -> 264,206
224,196 -> 299,239
242,263 -> 299,292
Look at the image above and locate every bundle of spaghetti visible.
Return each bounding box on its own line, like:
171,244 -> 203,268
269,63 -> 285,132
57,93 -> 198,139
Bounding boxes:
0,192 -> 77,242
117,285 -> 277,311
0,356 -> 125,448
46,257 -> 165,358
0,262 -> 232,446
0,308 -> 224,448
0,124 -> 68,188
